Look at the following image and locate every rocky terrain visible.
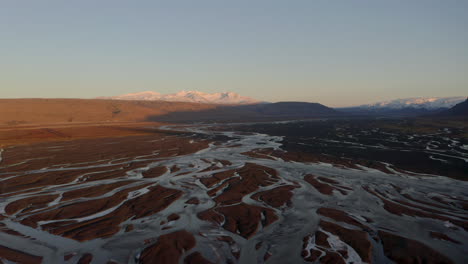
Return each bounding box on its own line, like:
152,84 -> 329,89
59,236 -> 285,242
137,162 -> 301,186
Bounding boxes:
0,120 -> 466,263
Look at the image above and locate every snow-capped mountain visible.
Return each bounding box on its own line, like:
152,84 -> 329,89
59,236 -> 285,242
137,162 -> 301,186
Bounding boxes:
99,91 -> 260,105
360,97 -> 466,110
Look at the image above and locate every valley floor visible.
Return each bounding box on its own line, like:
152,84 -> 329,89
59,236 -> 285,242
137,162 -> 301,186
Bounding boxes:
0,120 -> 466,264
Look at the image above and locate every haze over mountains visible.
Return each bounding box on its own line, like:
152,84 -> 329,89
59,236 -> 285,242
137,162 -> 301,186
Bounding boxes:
99,90 -> 260,105
340,96 -> 466,116
357,97 -> 466,110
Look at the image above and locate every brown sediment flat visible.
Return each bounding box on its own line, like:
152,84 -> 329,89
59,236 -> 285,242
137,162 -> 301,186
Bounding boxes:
216,159 -> 232,166
304,175 -> 350,195
317,177 -> 339,185
77,253 -> 93,264
202,163 -> 278,205
0,222 -> 24,237
197,163 -> 281,238
401,193 -> 454,211
21,183 -> 154,228
429,231 -> 461,244
199,203 -> 278,239
301,239 -> 322,262
315,231 -> 331,248
200,169 -> 234,188
206,177 -> 237,198
199,164 -> 222,172
317,208 -> 366,229
169,165 -> 180,173
395,198 -> 468,220
184,252 -> 214,264
24,185 -> 182,241
319,220 -> 372,263
431,195 -> 468,210
62,185 -> 180,241
167,213 -> 180,222
186,198 -> 200,205
139,230 -> 196,264
63,253 -> 75,261
0,122 -> 166,148
364,187 -> 468,231
0,131 -> 209,198
0,245 -> 43,264
252,185 -> 297,207
243,148 -> 397,174
1,128 -> 209,174
0,165 -> 119,195
304,175 -> 334,195
5,194 -> 59,215
319,251 -> 346,264
61,180 -> 135,201
378,231 -> 454,264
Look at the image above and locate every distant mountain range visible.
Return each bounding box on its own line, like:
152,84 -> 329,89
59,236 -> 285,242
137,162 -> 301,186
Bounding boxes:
98,91 -> 260,105
358,97 -> 466,110
341,96 -> 466,116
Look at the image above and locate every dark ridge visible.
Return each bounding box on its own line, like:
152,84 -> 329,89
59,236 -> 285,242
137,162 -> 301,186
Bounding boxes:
147,102 -> 341,123
339,106 -> 448,117
437,97 -> 468,118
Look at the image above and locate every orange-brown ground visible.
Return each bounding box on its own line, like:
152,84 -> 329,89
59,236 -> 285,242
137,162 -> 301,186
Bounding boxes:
0,122 -> 177,147
139,230 -> 196,264
0,98 -> 218,126
0,245 -> 42,264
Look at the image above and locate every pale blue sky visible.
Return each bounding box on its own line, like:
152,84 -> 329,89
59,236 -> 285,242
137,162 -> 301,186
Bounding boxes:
1,0 -> 467,106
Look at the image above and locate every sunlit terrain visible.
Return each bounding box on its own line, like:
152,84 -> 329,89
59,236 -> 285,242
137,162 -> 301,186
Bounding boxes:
0,120 -> 466,263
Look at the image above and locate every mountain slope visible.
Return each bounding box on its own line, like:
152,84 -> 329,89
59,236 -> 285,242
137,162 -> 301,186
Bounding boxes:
100,91 -> 260,105
151,101 -> 340,123
438,98 -> 468,118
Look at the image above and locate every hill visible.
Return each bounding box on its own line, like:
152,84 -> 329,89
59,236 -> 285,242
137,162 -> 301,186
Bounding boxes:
150,101 -> 340,123
0,99 -> 340,126
0,99 -> 217,125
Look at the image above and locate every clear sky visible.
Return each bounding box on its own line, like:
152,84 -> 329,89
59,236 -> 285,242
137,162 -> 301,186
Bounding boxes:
1,0 -> 467,107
